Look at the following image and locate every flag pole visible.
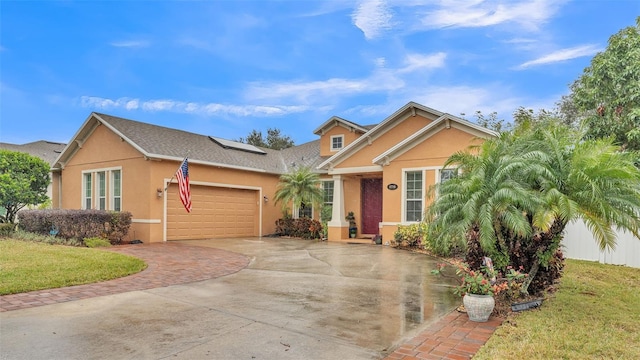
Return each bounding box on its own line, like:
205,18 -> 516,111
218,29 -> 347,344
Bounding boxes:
164,154 -> 189,192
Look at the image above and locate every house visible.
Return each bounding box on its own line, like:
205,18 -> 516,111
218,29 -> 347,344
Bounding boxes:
51,102 -> 496,243
0,140 -> 67,205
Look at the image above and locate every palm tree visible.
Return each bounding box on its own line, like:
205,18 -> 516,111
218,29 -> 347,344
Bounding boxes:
273,166 -> 324,217
427,120 -> 640,295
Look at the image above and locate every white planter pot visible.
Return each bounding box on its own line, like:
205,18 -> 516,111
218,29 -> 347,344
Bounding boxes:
463,294 -> 495,322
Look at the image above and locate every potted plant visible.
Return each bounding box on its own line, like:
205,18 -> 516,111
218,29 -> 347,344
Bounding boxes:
345,211 -> 357,238
433,260 -> 527,322
452,263 -> 499,322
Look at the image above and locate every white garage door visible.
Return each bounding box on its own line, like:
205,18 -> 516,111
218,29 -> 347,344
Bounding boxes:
166,184 -> 259,240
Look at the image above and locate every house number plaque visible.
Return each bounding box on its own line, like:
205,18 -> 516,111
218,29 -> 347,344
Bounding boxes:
387,183 -> 398,190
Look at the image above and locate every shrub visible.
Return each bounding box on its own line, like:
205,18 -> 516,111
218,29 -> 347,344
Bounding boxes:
0,223 -> 16,237
275,217 -> 323,239
393,223 -> 427,248
10,229 -> 83,246
17,209 -> 132,244
84,237 -> 112,248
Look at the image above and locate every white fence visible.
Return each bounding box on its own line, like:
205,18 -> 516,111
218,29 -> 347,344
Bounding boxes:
562,220 -> 640,268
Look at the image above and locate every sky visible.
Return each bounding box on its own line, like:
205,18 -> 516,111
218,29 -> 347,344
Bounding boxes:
1,1 -> 638,146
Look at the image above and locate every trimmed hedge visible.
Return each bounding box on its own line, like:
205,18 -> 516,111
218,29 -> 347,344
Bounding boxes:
275,217 -> 323,239
17,209 -> 132,244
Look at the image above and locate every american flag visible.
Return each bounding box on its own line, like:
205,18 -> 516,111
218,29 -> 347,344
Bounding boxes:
176,158 -> 192,213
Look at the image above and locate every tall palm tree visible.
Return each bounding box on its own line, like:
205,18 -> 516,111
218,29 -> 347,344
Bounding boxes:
273,166 -> 324,217
427,120 -> 640,295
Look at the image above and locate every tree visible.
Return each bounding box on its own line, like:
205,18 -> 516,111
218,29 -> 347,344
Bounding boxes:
426,120 -> 640,295
273,166 -> 324,215
572,17 -> 640,152
0,150 -> 51,223
238,128 -> 295,150
470,111 -> 510,133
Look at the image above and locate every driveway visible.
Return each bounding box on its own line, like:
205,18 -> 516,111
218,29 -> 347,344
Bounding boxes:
0,238 -> 458,360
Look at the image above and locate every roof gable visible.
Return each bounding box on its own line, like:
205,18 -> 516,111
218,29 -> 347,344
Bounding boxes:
317,102 -> 445,170
372,114 -> 497,165
313,116 -> 369,136
53,112 -> 323,175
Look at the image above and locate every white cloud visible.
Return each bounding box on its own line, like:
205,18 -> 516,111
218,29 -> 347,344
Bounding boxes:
245,75 -> 405,102
78,96 -> 310,117
517,44 -> 601,69
245,51 -> 445,102
109,40 -> 150,48
398,52 -> 447,73
352,0 -> 394,39
417,0 -> 562,31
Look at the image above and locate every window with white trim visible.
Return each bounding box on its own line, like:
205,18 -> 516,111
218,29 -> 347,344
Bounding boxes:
439,168 -> 457,183
111,170 -> 121,211
321,180 -> 334,221
330,135 -> 344,151
405,171 -> 423,222
83,173 -> 92,210
97,171 -> 106,210
82,167 -> 122,210
322,180 -> 334,207
298,203 -> 313,218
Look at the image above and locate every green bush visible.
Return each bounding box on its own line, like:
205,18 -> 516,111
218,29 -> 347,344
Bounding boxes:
84,237 -> 112,248
0,223 -> 16,237
10,229 -> 83,246
17,209 -> 132,244
393,223 -> 428,248
275,217 -> 323,239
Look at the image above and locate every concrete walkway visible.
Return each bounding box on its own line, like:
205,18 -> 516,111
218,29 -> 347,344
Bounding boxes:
1,240 -> 502,359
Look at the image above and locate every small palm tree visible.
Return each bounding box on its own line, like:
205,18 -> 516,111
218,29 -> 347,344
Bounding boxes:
273,166 -> 324,216
427,120 -> 640,295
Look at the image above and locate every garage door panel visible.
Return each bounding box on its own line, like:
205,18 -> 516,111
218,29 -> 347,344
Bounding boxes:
167,185 -> 258,240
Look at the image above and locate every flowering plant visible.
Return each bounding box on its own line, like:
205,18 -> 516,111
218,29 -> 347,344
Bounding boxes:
432,262 -> 527,297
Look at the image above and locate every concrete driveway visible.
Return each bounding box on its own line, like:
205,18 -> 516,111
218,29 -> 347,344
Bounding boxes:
0,238 -> 458,360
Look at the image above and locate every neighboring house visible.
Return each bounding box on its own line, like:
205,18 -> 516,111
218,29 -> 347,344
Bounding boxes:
0,140 -> 67,208
51,102 -> 496,243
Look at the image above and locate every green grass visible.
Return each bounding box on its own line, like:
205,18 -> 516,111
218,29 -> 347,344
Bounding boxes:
475,259 -> 640,359
0,239 -> 147,295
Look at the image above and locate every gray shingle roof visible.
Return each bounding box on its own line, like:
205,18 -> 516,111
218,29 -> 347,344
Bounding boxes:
0,140 -> 66,166
93,113 -> 325,175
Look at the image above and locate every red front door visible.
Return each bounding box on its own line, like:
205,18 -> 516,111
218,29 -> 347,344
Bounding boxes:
361,178 -> 383,235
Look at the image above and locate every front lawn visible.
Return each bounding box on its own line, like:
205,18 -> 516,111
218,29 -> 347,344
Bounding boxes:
0,239 -> 146,295
475,259 -> 640,359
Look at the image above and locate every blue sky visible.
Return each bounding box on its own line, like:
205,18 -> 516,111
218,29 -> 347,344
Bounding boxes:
1,1 -> 638,146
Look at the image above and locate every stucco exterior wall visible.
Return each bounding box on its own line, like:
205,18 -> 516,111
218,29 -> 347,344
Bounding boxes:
336,114 -> 434,169
319,125 -> 362,157
57,123 -> 284,243
378,127 -> 483,244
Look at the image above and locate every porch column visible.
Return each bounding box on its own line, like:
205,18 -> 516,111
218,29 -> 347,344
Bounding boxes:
328,175 -> 349,240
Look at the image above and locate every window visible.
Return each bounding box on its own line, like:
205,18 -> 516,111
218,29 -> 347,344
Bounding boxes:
330,135 -> 344,151
321,180 -> 334,221
112,170 -> 121,211
322,181 -> 334,206
97,171 -> 106,210
405,171 -> 423,222
439,168 -> 457,183
83,173 -> 92,209
82,168 -> 121,210
298,203 -> 313,218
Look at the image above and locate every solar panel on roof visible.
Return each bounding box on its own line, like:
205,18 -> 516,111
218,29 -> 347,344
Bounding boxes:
209,136 -> 267,154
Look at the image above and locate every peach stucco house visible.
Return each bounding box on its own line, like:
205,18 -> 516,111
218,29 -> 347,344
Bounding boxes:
51,102 -> 496,244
